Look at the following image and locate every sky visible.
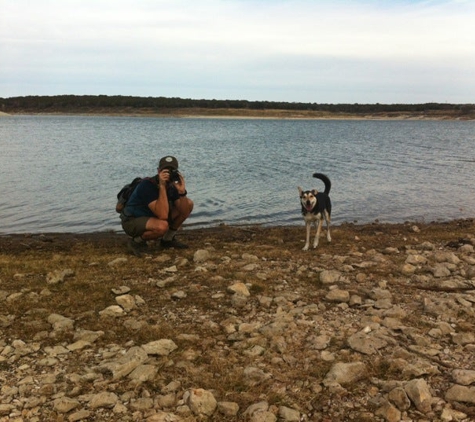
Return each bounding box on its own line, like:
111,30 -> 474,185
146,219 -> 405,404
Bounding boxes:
1,0 -> 475,104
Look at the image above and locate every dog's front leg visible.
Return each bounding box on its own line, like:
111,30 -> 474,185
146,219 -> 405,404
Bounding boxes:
326,223 -> 332,243
303,222 -> 311,251
313,218 -> 322,248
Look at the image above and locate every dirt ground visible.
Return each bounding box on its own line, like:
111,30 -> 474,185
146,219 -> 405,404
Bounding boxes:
1,219 -> 475,421
1,219 -> 473,257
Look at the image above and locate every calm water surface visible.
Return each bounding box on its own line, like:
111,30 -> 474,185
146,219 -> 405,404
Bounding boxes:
0,115 -> 474,234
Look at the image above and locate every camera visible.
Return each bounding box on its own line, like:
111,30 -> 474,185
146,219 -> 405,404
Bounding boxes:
169,169 -> 181,184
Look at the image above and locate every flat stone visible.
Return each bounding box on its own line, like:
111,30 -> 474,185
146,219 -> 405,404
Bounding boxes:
88,392 -> 118,409
445,385 -> 475,404
319,270 -> 341,284
347,331 -> 388,355
325,289 -> 349,303
142,339 -> 178,356
323,362 -> 367,386
452,369 -> 475,385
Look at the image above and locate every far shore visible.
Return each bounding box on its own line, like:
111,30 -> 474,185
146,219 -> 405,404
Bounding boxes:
1,108 -> 474,121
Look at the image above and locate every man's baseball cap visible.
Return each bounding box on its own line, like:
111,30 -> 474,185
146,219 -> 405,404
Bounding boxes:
158,156 -> 179,170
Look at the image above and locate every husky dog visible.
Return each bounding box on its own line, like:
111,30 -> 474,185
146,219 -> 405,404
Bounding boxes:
298,173 -> 332,251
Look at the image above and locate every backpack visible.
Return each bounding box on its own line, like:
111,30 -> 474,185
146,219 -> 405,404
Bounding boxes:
115,177 -> 144,213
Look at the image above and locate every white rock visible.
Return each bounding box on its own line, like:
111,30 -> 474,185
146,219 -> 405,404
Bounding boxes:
46,268 -> 74,284
194,249 -> 210,263
218,401 -> 240,416
142,339 -> 178,356
404,378 -> 432,413
53,397 -> 80,413
452,369 -> 475,385
278,406 -> 300,421
116,294 -> 136,311
112,286 -> 131,295
186,388 -> 217,417
227,282 -> 250,297
99,305 -> 124,317
325,289 -> 350,303
323,362 -> 367,386
445,385 -> 475,404
47,313 -> 75,331
88,392 -> 118,409
108,257 -> 127,267
401,263 -> 416,275
319,270 -> 341,284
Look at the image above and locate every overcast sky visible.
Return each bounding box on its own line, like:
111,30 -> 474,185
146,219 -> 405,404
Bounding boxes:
1,0 -> 474,104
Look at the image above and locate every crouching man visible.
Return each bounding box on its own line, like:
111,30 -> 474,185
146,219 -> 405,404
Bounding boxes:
121,156 -> 193,256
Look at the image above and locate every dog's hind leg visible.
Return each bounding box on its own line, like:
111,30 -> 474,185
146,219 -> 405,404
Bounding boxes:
325,211 -> 332,243
303,222 -> 311,251
313,218 -> 322,249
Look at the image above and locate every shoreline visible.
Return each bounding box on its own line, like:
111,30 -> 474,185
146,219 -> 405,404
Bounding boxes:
1,217 -> 474,237
2,110 -> 474,121
1,218 -> 473,253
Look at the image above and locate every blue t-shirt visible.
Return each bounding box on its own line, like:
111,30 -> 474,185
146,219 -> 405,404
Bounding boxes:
124,177 -> 180,218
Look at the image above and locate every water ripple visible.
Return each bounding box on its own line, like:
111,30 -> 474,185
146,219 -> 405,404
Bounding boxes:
1,116 -> 474,233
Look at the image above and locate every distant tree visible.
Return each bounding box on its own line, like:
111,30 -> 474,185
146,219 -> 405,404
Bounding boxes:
0,95 -> 471,116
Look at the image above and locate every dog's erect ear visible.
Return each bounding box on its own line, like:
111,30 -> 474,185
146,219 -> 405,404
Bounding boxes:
298,187 -> 303,196
312,189 -> 318,195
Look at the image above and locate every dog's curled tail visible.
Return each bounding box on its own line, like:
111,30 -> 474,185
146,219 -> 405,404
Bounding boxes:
312,173 -> 331,194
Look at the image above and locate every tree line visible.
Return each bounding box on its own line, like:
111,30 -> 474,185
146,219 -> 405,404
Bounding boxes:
1,94 -> 473,115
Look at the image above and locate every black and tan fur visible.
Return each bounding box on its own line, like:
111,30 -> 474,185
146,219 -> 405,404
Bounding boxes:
298,173 -> 332,250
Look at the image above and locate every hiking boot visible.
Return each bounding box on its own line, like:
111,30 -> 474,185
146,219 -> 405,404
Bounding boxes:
160,238 -> 189,249
127,238 -> 147,256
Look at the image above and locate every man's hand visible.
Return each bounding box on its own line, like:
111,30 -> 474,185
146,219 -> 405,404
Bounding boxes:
158,169 -> 171,187
175,173 -> 186,195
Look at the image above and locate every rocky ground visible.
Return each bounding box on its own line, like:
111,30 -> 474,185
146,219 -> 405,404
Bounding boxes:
1,220 -> 475,422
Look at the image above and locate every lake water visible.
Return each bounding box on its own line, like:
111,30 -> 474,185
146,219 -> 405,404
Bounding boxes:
0,115 -> 474,234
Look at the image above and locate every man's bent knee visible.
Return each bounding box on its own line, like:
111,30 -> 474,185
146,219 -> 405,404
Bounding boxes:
175,198 -> 194,217
145,218 -> 169,236
186,198 -> 194,214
